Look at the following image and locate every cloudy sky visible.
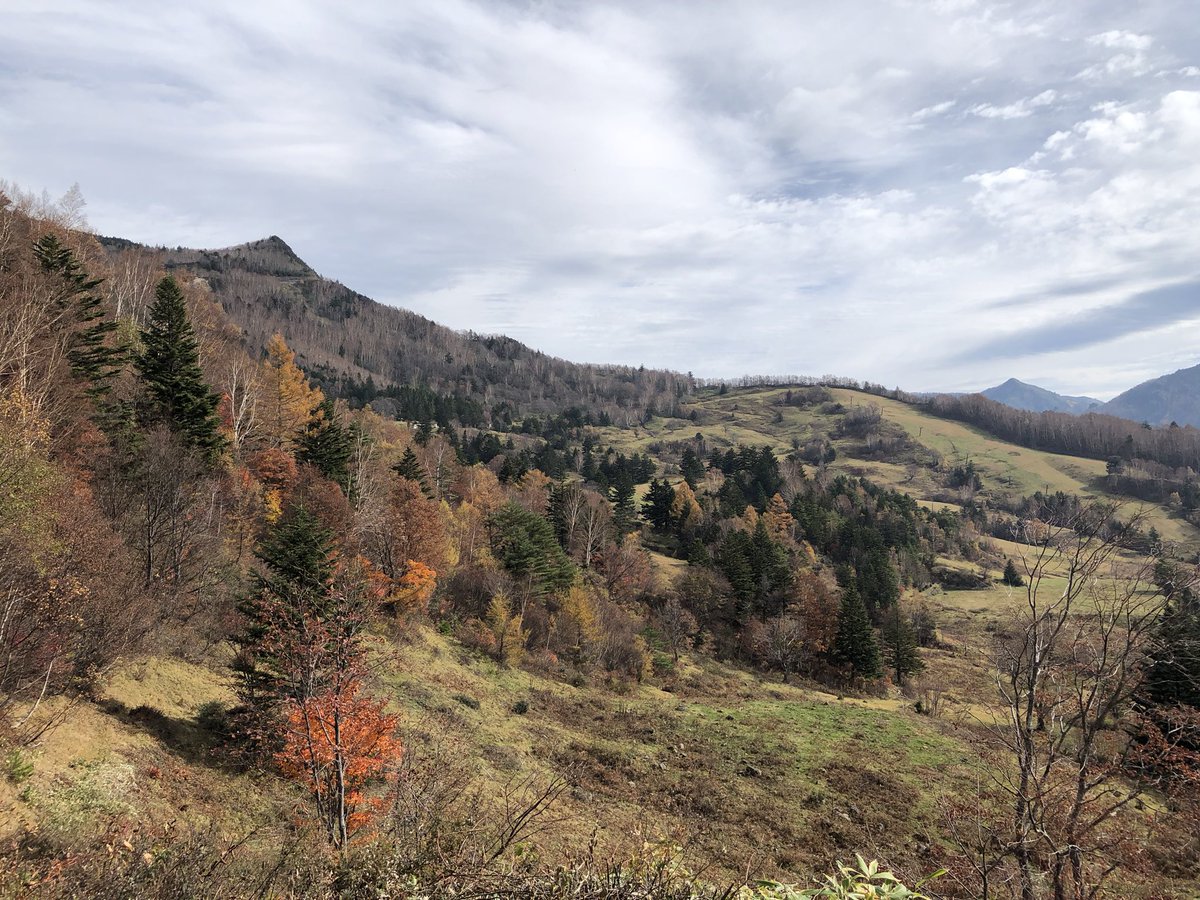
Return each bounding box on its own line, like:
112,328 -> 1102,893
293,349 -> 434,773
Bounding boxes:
3,1 -> 1200,397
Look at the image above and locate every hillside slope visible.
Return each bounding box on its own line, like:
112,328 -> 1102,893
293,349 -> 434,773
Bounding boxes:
99,235 -> 694,426
599,386 -> 1200,548
1102,361 -> 1200,427
2,628 -> 975,889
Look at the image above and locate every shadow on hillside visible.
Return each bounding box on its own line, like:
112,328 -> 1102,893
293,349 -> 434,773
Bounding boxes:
99,698 -> 243,773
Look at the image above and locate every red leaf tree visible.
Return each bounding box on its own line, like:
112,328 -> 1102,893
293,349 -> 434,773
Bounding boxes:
275,674 -> 401,848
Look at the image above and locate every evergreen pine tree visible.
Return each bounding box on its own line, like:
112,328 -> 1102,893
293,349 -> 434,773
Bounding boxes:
881,604 -> 923,684
487,503 -> 576,598
680,448 -> 705,488
296,397 -> 353,491
33,235 -> 125,401
1002,558 -> 1025,587
548,480 -> 569,549
641,478 -> 675,532
135,276 -> 224,456
610,473 -> 637,541
234,506 -> 336,709
414,419 -> 434,446
1146,562 -> 1200,709
685,539 -> 711,567
393,446 -> 430,494
854,531 -> 900,613
748,518 -> 793,617
832,573 -> 881,679
497,452 -> 529,484
716,530 -> 756,610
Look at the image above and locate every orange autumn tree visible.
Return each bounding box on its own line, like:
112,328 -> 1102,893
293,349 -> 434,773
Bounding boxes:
670,480 -> 702,530
369,475 -> 451,581
276,677 -> 401,848
392,559 -> 437,611
238,507 -> 401,848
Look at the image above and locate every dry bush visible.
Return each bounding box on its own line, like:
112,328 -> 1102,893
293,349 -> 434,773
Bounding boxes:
908,675 -> 946,719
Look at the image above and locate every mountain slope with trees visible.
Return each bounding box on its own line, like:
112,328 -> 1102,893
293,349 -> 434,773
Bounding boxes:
1101,360 -> 1200,427
98,235 -> 695,428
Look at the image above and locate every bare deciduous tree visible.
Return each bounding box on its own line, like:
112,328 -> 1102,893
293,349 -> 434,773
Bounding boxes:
961,505 -> 1170,899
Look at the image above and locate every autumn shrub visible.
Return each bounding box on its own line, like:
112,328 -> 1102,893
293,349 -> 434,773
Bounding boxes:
194,699 -> 231,739
593,596 -> 651,681
456,617 -> 498,656
275,680 -> 402,848
485,592 -> 528,667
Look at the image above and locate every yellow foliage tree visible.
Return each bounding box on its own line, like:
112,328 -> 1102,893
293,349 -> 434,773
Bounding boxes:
762,493 -> 796,545
553,583 -> 602,664
511,469 -> 552,515
258,333 -> 321,450
735,504 -> 759,533
670,481 -> 702,529
486,591 -> 527,667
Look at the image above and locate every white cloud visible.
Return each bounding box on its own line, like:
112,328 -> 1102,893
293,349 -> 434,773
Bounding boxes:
1078,30 -> 1156,80
969,89 -> 1058,119
2,0 -> 1200,395
911,99 -> 957,122
1088,30 -> 1153,52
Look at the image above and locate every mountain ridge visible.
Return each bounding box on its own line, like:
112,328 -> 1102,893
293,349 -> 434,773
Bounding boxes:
98,234 -> 696,427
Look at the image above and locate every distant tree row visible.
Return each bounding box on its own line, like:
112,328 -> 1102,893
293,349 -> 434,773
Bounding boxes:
925,391 -> 1200,471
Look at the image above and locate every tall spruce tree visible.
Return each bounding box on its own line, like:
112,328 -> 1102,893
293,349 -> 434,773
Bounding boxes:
135,276 -> 224,456
880,603 -> 923,684
487,503 -> 575,599
1146,561 -> 1200,709
33,235 -> 125,401
392,445 -> 431,496
832,573 -> 881,679
234,506 -> 336,711
748,518 -> 793,618
296,396 -> 353,491
716,530 -> 756,615
642,478 -> 675,532
610,473 -> 637,541
680,448 -> 705,489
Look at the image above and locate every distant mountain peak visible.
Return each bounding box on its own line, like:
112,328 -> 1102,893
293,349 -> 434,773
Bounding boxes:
259,234 -> 299,255
981,378 -> 1100,415
158,234 -> 316,280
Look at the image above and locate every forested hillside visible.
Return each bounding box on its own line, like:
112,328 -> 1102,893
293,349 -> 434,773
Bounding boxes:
2,187 -> 1199,899
98,235 -> 696,428
1102,361 -> 1200,428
